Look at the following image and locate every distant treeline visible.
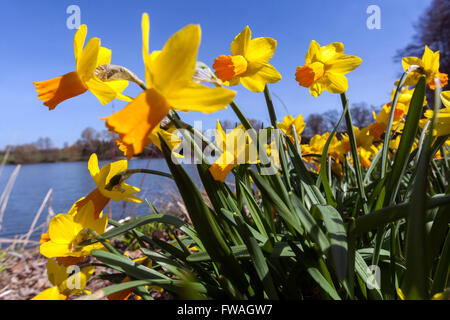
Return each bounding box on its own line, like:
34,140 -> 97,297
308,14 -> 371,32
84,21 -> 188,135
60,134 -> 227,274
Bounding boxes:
0,103 -> 376,165
0,127 -> 163,165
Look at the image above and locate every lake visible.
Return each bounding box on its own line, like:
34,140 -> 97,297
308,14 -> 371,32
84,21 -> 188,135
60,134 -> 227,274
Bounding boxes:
0,158 -> 205,243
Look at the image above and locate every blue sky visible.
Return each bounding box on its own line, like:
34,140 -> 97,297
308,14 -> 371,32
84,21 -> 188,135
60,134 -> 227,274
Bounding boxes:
0,0 -> 432,149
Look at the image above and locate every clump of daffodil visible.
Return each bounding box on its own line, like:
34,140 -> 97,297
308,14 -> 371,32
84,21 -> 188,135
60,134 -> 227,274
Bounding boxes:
209,121 -> 256,182
295,40 -> 362,97
278,114 -> 306,143
39,200 -> 108,260
212,26 -> 281,92
401,45 -> 448,90
33,25 -> 131,110
301,132 -> 341,164
424,91 -> 450,136
339,125 -> 374,155
104,14 -> 235,159
74,153 -> 142,219
32,259 -> 94,300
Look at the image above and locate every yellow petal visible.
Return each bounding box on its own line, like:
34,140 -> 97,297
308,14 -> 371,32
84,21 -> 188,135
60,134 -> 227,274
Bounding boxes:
48,214 -> 78,243
74,25 -> 87,66
142,13 -> 152,87
325,73 -> 348,93
240,62 -> 281,92
167,81 -> 235,113
230,26 -> 251,57
209,151 -> 236,182
32,287 -> 67,300
77,37 -> 100,82
85,77 -> 128,105
104,88 -> 171,159
47,259 -> 68,287
40,241 -> 71,259
88,154 -> 100,186
326,54 -> 362,74
441,91 -> 450,108
309,79 -> 325,97
319,42 -> 344,62
142,13 -> 150,62
97,46 -> 112,66
305,40 -> 321,64
421,45 -> 439,71
151,25 -> 200,95
245,37 -> 277,63
402,56 -> 423,71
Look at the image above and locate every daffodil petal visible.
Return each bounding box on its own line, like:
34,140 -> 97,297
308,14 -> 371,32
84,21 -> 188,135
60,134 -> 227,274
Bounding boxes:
104,88 -> 171,159
240,63 -> 281,92
88,154 -> 100,185
77,37 -> 100,82
47,259 -> 68,287
326,54 -> 362,74
305,40 -> 320,65
402,57 -> 423,71
319,42 -> 344,62
74,25 -> 87,66
97,46 -> 112,66
441,91 -> 450,108
245,37 -> 277,63
325,73 -> 348,93
230,26 -> 251,57
48,214 -> 77,243
85,77 -> 127,105
168,81 -> 235,113
40,241 -> 71,259
151,25 -> 200,94
309,80 -> 325,97
32,287 -> 67,300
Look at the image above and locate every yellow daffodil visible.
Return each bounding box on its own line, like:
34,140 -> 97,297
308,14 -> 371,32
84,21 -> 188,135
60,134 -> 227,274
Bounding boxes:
32,259 -> 94,300
209,121 -> 255,182
75,153 -> 143,219
369,104 -> 405,140
33,25 -> 130,110
213,26 -> 281,92
278,114 -> 306,143
424,91 -> 450,136
295,40 -> 362,97
104,14 -> 235,159
339,126 -> 373,156
402,45 -> 448,90
40,200 -> 108,259
301,132 -> 340,163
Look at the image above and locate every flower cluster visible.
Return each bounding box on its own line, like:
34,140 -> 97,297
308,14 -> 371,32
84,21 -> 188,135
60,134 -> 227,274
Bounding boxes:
32,12 -> 449,300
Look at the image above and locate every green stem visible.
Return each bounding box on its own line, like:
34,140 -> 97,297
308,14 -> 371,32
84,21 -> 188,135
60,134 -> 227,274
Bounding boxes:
340,93 -> 368,214
381,72 -> 408,178
229,101 -> 254,131
263,85 -> 277,127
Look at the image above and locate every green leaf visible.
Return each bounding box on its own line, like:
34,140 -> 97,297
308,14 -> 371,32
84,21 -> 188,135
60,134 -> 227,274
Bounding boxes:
313,204 -> 348,281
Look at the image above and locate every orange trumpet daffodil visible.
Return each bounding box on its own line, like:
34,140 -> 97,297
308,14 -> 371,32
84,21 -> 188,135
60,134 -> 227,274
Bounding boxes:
40,200 -> 108,260
402,45 -> 448,90
32,259 -> 94,300
213,26 -> 281,92
75,153 -> 143,219
104,13 -> 236,159
33,25 -> 131,110
295,40 -> 362,97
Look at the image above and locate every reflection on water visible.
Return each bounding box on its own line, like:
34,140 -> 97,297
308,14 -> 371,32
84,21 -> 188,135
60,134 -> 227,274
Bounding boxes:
0,158 -> 203,241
